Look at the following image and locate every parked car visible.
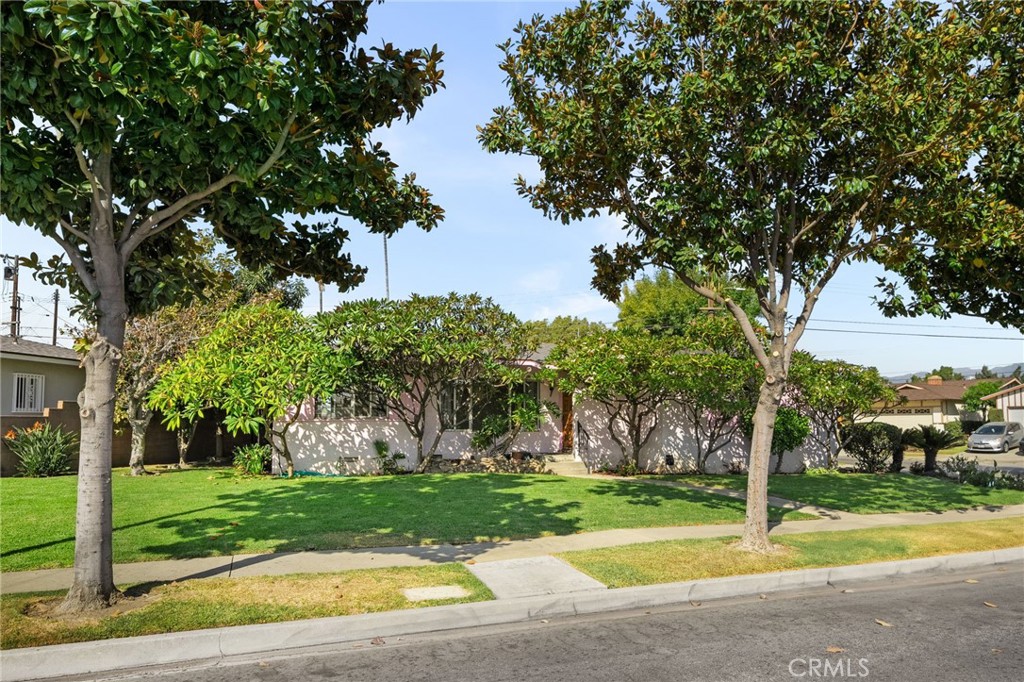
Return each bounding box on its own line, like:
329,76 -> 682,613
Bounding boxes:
966,422 -> 1024,453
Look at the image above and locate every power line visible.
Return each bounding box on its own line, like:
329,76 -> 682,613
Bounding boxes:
813,317 -> 1005,331
803,327 -> 1023,341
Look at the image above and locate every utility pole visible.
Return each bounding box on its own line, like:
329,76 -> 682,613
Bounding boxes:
3,254 -> 19,338
52,290 -> 60,345
383,234 -> 390,300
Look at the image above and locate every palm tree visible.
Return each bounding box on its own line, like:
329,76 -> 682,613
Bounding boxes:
889,427 -> 917,473
909,425 -> 960,472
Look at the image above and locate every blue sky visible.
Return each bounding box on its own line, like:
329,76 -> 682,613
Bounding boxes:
2,1 -> 1021,377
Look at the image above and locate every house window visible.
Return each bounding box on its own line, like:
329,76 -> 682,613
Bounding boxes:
12,374 -> 45,413
316,386 -> 387,419
440,380 -> 541,431
441,381 -> 501,431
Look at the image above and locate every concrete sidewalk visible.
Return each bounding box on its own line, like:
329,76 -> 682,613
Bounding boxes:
3,501 -> 1022,594
4,548 -> 1022,682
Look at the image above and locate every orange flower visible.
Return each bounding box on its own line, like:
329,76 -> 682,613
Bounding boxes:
3,429 -> 15,440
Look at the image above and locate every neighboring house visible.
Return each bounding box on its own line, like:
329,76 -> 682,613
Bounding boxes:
983,383 -> 1024,426
0,335 -> 247,475
283,344 -> 825,475
0,336 -> 83,417
283,345 -> 569,475
1,336 -> 85,476
862,375 -> 1022,430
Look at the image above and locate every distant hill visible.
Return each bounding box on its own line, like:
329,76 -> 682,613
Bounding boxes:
887,362 -> 1023,383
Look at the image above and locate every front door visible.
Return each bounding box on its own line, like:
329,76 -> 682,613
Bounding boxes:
560,392 -> 573,453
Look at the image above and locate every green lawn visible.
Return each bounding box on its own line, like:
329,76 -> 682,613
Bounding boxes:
660,471 -> 1024,514
560,517 -> 1024,587
1,564 -> 491,650
0,469 -> 811,572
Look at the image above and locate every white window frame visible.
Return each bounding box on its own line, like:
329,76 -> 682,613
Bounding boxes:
12,373 -> 45,413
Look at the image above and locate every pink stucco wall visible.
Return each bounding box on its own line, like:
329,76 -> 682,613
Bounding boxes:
572,397 -> 831,474
278,377 -> 566,475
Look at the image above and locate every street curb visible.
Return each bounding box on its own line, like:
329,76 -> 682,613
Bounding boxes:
3,547 -> 1022,681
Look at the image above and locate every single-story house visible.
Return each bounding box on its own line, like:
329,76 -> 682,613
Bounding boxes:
862,375 -> 1022,430
0,335 -> 248,475
283,345 -> 571,475
1,336 -> 83,417
1,336 -> 85,476
281,344 -> 826,476
983,383 -> 1024,426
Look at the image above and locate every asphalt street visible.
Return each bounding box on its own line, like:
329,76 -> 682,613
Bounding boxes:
76,565 -> 1024,682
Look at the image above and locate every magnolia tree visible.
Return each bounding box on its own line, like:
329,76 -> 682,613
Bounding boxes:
788,353 -> 902,468
323,294 -> 534,471
480,0 -> 1018,551
547,330 -> 685,470
1,1 -> 443,610
149,303 -> 353,478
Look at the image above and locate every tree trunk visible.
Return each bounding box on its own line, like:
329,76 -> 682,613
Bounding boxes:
924,449 -> 938,472
60,153 -> 126,613
128,411 -> 153,476
176,420 -> 197,468
267,426 -> 294,477
890,449 -> 905,473
773,448 -> 785,474
739,376 -> 782,553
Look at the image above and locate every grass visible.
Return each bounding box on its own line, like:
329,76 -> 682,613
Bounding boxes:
560,517 -> 1024,588
0,564 -> 490,650
658,471 -> 1024,513
0,469 -> 812,572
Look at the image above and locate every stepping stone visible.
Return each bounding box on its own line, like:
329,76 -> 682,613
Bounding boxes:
466,556 -> 606,599
402,585 -> 470,602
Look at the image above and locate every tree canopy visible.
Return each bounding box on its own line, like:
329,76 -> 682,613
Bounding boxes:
546,330 -> 686,469
617,270 -> 760,337
524,315 -> 607,346
480,0 -> 1018,551
1,0 -> 444,611
322,293 -> 534,469
961,380 -> 1004,413
149,303 -> 352,478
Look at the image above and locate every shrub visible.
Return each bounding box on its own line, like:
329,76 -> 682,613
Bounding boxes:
987,408 -> 1004,422
604,459 -> 642,476
908,460 -> 925,475
964,466 -> 998,488
842,423 -> 900,473
3,422 -> 76,477
994,471 -> 1024,490
960,418 -> 984,435
940,454 -> 979,482
943,420 -> 964,443
373,440 -> 406,475
233,444 -> 270,476
939,455 -> 1023,489
906,424 -> 960,472
726,457 -> 748,475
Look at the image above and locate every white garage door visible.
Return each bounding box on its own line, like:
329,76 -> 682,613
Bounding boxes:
1007,406 -> 1024,426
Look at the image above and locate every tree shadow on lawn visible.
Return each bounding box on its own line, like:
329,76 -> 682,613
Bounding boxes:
136,474 -> 591,561
584,478 -> 805,522
765,473 -> 1024,514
